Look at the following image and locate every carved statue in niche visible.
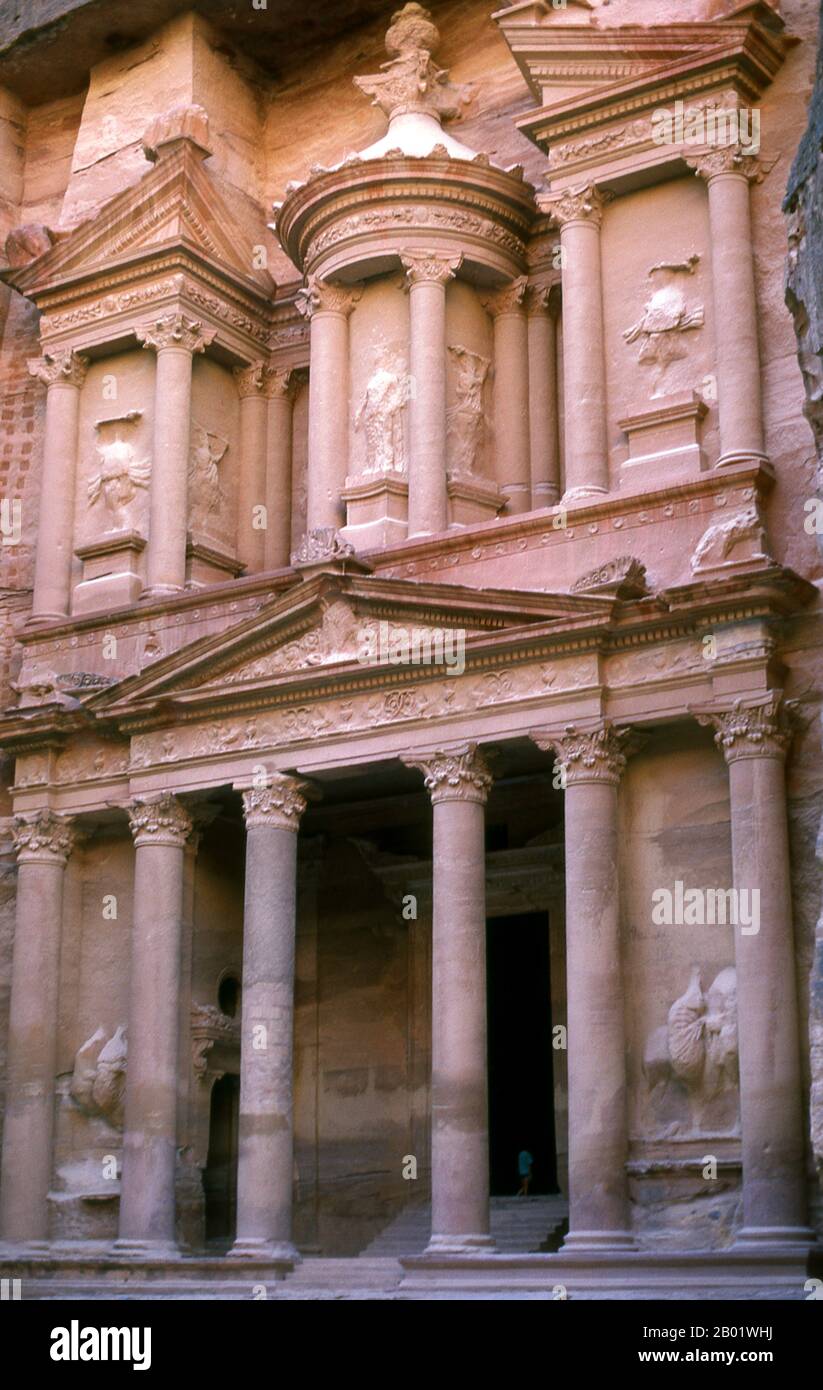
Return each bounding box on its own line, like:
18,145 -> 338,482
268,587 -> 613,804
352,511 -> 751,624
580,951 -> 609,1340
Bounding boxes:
354,358 -> 410,476
623,254 -> 705,396
642,965 -> 739,1137
70,1024 -> 128,1129
447,345 -> 490,478
87,412 -> 151,528
188,421 -> 228,531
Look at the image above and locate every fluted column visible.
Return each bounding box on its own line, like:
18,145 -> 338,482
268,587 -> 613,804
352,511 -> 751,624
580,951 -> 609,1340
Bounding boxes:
542,186 -> 610,500
404,744 -> 494,1254
233,361 -> 270,574
296,276 -> 361,533
265,368 -> 301,571
402,251 -> 462,538
27,349 -> 89,622
525,284 -> 560,507
696,694 -> 810,1245
136,313 -> 215,596
230,777 -> 312,1261
117,793 -> 192,1253
483,276 -> 531,514
532,722 -> 636,1248
689,151 -> 767,468
0,810 -> 76,1244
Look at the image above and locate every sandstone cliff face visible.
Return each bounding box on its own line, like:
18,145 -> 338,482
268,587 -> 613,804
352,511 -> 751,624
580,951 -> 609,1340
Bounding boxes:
785,3 -> 823,1198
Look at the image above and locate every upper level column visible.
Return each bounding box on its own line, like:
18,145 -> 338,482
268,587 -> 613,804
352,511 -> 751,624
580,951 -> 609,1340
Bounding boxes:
531,721 -> 637,1249
696,694 -> 810,1246
136,312 -> 215,597
404,743 -> 494,1254
401,251 -> 462,539
265,369 -> 302,571
296,276 -> 362,534
27,348 -> 89,622
688,151 -> 767,469
0,810 -> 76,1244
541,185 -> 610,501
482,276 -> 531,515
233,361 -> 270,576
525,284 -> 560,507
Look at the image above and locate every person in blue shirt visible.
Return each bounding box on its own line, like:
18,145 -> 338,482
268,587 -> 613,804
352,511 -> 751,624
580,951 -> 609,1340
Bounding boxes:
517,1148 -> 533,1196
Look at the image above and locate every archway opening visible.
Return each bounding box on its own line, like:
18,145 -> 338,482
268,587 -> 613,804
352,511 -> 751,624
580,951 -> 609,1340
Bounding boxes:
203,1072 -> 240,1245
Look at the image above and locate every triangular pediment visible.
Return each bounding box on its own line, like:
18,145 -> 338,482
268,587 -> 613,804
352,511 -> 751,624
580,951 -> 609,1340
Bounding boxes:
86,572 -> 615,719
4,141 -> 273,298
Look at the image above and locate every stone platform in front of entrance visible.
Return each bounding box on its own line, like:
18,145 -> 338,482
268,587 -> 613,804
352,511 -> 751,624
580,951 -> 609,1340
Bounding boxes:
3,1242 -> 821,1300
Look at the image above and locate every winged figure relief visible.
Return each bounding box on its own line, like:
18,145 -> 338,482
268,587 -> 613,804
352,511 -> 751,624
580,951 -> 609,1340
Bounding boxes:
88,425 -> 151,527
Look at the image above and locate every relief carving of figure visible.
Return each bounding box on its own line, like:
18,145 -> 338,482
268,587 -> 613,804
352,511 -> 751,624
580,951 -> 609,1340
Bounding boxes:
188,421 -> 228,529
70,1024 -> 128,1129
447,345 -> 490,478
643,965 -> 739,1137
87,414 -> 151,528
623,255 -> 704,396
354,361 -> 410,476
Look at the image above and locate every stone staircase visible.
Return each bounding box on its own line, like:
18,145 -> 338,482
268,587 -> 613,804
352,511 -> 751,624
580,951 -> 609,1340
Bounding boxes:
359,1194 -> 568,1257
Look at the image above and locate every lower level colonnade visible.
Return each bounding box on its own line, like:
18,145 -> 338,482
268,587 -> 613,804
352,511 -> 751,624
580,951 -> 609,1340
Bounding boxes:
0,702 -> 812,1261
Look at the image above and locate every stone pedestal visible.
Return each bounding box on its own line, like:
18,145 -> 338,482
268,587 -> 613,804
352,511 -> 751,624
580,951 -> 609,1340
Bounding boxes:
341,474 -> 409,550
619,392 -> 708,487
72,532 -> 146,615
0,811 -> 76,1244
230,778 -> 312,1262
405,745 -> 494,1255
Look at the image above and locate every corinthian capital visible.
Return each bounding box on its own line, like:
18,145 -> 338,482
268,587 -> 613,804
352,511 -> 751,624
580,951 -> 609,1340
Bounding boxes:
401,250 -> 463,288
128,792 -> 193,847
531,721 -> 637,786
481,275 -> 528,318
686,149 -> 766,185
242,775 -> 315,831
295,276 -> 362,320
13,808 -> 76,864
233,360 -> 268,398
135,312 -> 215,355
539,183 -> 611,229
27,348 -> 89,390
524,283 -> 553,317
693,692 -> 797,763
403,742 -> 493,804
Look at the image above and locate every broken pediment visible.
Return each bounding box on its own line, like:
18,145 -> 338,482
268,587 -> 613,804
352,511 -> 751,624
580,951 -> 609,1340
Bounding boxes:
85,573 -> 614,717
2,126 -> 273,301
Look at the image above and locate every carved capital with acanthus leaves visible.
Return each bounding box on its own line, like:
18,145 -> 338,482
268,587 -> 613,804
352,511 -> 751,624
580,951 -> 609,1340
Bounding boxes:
539,183 -> 612,230
692,692 -> 798,763
27,348 -> 89,390
13,808 -> 77,864
295,276 -> 362,320
531,721 -> 638,787
524,283 -> 553,317
135,312 -> 215,355
234,362 -> 304,401
401,250 -> 463,288
686,149 -> 767,185
481,275 -> 528,318
128,792 -> 193,848
403,742 -> 493,805
242,776 -> 315,832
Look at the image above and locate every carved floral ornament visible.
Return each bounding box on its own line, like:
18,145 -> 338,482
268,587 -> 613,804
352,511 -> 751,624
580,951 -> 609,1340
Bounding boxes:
401,250 -> 463,287
27,347 -> 89,390
403,742 -> 493,804
135,311 -> 215,355
295,277 -> 363,320
538,183 -> 613,230
127,792 -> 193,847
234,361 -> 303,400
692,693 -> 798,763
13,808 -> 76,863
481,275 -> 528,317
241,777 -> 315,831
531,721 -> 638,786
686,149 -> 766,185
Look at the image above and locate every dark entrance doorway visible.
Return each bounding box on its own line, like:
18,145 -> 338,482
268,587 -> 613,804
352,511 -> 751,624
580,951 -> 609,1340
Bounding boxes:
203,1072 -> 240,1243
486,912 -> 558,1196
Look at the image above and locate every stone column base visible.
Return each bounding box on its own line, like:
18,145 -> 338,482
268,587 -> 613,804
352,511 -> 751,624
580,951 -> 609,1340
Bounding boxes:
228,1238 -> 300,1264
733,1226 -> 817,1249
111,1238 -> 181,1259
425,1233 -> 496,1256
562,1230 -> 636,1252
